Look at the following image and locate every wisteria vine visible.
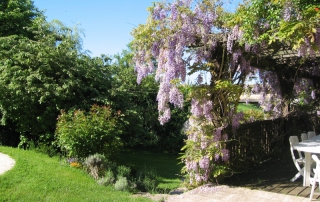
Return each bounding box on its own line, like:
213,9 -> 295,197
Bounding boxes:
131,0 -> 320,186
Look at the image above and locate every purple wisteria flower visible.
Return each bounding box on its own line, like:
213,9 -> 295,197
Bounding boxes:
311,90 -> 316,100
221,149 -> 229,161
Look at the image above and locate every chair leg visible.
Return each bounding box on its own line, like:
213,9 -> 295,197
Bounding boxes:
291,169 -> 304,182
291,172 -> 302,182
310,172 -> 318,201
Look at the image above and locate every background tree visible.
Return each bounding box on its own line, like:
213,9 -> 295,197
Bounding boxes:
109,48 -> 189,152
0,0 -> 41,37
0,17 -> 113,145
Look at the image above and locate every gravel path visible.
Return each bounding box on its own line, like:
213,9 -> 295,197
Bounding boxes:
0,152 -> 15,175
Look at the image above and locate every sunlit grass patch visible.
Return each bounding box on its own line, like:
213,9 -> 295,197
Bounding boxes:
0,146 -> 151,202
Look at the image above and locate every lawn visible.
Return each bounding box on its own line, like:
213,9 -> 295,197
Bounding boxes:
237,103 -> 262,112
0,146 -> 152,202
116,150 -> 183,192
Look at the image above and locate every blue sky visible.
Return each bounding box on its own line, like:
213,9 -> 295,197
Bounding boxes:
33,0 -> 240,58
33,0 -> 156,57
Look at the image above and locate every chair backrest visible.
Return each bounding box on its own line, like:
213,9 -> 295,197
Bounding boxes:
289,136 -> 303,159
289,136 -> 304,172
301,133 -> 308,141
308,131 -> 316,139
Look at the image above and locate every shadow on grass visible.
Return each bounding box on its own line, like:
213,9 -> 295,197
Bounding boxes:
116,149 -> 184,193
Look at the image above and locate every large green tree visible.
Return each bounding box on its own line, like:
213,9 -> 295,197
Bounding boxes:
0,17 -> 113,144
0,0 -> 41,37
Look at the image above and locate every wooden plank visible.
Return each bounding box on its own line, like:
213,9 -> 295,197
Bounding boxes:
287,185 -> 308,197
278,181 -> 301,195
263,183 -> 282,192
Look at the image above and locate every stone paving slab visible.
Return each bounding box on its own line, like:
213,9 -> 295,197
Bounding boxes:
165,185 -> 312,202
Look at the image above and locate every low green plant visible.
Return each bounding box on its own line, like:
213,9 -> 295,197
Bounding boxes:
83,155 -> 160,193
136,166 -> 159,193
98,169 -> 115,186
114,176 -> 130,191
84,153 -> 108,180
55,104 -> 123,158
116,150 -> 182,193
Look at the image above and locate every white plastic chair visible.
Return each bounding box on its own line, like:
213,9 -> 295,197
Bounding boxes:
308,131 -> 316,139
289,136 -> 305,182
310,154 -> 320,201
301,133 -> 308,141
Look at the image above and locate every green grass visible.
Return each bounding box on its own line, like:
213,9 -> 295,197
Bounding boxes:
116,150 -> 183,192
0,146 -> 152,202
237,103 -> 262,112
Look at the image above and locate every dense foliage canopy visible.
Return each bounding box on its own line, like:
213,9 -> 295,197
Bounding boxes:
0,16 -> 114,143
0,0 -> 41,37
0,0 -> 188,154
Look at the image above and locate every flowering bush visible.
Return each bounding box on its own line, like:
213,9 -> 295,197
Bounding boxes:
55,104 -> 123,158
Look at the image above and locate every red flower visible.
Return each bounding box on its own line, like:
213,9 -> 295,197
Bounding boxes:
315,7 -> 319,12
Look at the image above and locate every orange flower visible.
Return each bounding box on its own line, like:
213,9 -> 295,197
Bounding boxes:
70,162 -> 81,168
315,7 -> 319,12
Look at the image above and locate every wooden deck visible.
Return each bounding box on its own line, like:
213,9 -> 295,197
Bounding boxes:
224,149 -> 320,199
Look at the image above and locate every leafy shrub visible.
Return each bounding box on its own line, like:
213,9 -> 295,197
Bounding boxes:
116,165 -> 132,179
55,104 -> 123,158
114,176 -> 129,191
17,135 -> 32,150
243,109 -> 264,122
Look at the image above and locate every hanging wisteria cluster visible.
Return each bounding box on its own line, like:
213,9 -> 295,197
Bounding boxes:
133,0 -> 221,125
293,78 -> 315,104
256,70 -> 283,118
